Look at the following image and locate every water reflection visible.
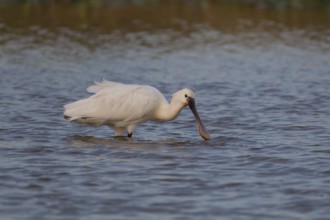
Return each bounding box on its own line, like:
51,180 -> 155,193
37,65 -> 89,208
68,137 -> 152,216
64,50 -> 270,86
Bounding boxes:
1,4 -> 329,59
67,134 -> 230,148
1,1 -> 330,32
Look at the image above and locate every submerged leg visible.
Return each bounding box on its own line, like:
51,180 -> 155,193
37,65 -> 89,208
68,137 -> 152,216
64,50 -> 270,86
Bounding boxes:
114,127 -> 125,137
127,125 -> 136,138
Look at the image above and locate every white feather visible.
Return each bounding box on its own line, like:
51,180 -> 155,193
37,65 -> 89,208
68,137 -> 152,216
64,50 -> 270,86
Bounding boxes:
86,79 -> 124,93
64,80 -> 211,139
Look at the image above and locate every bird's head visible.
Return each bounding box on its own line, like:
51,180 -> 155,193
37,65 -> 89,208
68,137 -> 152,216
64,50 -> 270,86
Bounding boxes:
172,88 -> 195,107
172,88 -> 211,140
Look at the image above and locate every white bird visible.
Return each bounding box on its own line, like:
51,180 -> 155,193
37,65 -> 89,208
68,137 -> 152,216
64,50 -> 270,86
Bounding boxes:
63,80 -> 211,140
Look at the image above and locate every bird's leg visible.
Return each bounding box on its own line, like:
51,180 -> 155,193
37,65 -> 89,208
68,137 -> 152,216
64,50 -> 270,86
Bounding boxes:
114,127 -> 125,137
127,125 -> 136,138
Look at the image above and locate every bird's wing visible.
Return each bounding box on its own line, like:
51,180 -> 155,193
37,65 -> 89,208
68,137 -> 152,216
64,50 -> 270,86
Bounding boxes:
87,79 -> 124,93
65,84 -> 167,127
95,85 -> 165,122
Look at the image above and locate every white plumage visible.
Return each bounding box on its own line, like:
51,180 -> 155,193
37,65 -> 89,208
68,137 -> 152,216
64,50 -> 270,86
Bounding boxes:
64,80 -> 211,140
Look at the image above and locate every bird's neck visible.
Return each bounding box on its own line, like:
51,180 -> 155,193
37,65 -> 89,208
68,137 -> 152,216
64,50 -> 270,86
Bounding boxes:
154,99 -> 185,121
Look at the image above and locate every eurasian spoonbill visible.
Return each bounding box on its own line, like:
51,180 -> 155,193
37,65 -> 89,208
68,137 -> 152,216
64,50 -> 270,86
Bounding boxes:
63,80 -> 211,140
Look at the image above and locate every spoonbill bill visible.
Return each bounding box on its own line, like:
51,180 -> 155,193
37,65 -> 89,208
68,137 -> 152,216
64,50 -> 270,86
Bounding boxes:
63,80 -> 211,140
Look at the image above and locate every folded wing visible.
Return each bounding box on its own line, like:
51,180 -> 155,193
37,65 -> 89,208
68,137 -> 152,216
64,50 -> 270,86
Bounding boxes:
64,83 -> 166,127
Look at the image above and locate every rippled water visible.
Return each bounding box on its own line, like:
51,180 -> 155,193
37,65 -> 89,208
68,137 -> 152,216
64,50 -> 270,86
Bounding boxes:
1,2 -> 330,219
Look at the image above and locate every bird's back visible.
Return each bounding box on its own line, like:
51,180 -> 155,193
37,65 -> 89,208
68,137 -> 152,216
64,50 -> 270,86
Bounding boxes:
64,80 -> 168,127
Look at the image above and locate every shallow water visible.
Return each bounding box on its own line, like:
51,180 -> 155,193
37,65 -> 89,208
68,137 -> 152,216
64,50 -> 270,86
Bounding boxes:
1,2 -> 330,219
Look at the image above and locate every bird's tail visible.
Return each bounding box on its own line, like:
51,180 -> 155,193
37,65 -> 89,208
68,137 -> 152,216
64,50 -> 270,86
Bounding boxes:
63,99 -> 104,126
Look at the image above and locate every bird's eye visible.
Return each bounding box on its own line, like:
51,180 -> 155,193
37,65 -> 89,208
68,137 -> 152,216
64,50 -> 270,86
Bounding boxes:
184,94 -> 188,98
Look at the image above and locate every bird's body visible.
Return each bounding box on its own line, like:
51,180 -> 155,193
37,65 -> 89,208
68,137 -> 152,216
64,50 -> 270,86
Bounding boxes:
64,80 -> 211,140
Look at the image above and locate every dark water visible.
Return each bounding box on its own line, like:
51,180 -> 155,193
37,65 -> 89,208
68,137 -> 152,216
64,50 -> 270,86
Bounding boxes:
1,2 -> 330,219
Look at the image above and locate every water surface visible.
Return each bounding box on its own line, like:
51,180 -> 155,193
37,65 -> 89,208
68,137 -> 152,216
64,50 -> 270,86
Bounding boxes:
1,2 -> 330,219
